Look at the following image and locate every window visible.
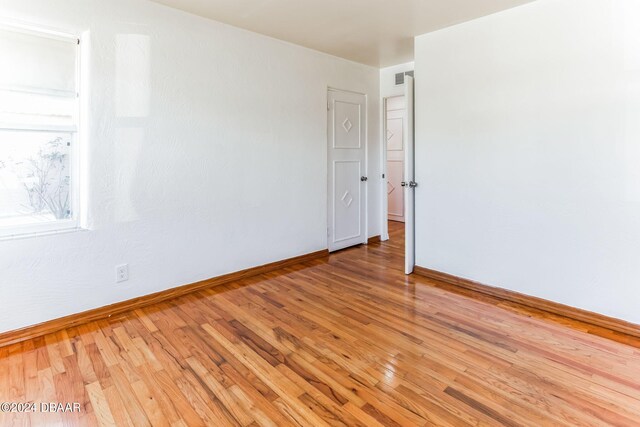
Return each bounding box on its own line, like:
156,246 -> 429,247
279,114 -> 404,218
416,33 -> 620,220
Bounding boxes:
0,23 -> 80,238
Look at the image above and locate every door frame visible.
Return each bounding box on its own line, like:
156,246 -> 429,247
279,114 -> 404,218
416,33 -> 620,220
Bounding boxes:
327,87 -> 368,251
381,97 -> 390,242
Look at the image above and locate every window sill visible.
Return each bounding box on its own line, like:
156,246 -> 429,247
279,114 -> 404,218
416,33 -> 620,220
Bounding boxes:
0,223 -> 87,242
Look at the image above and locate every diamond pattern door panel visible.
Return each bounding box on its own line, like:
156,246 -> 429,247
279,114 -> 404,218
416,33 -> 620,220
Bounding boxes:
334,101 -> 361,149
387,117 -> 403,151
333,160 -> 361,243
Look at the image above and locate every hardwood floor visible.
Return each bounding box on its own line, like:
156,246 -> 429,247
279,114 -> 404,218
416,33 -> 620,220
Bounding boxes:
1,221 -> 640,426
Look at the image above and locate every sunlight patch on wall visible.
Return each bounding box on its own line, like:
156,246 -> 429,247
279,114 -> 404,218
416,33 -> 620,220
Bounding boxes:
115,34 -> 150,118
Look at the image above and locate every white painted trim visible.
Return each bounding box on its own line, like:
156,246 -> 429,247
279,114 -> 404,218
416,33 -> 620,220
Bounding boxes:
0,219 -> 80,240
364,93 -> 369,243
0,125 -> 77,132
0,18 -> 79,43
72,31 -> 86,230
327,86 -> 367,96
0,85 -> 77,99
380,97 -> 390,241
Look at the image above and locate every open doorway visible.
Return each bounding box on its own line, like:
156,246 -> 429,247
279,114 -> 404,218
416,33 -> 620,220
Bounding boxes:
382,76 -> 415,274
385,95 -> 406,223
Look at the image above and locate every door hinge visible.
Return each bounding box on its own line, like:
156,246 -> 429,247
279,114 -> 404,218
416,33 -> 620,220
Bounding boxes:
382,173 -> 385,179
327,100 -> 330,111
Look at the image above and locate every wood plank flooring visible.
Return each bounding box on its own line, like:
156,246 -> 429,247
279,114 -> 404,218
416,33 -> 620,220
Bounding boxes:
1,221 -> 640,426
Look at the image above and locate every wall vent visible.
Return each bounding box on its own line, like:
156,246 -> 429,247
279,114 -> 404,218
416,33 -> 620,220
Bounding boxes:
395,70 -> 414,85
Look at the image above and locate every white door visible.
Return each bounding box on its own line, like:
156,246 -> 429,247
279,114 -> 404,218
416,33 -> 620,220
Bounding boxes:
328,89 -> 367,252
386,96 -> 405,223
403,76 -> 416,274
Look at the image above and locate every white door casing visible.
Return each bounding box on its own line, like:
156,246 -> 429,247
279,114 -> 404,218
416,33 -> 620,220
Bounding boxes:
386,96 -> 405,222
404,76 -> 416,274
328,89 -> 367,252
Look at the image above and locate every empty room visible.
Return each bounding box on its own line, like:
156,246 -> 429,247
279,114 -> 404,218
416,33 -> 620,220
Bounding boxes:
1,0 -> 639,425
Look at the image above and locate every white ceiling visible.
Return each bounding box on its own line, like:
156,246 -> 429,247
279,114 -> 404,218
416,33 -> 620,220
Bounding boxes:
149,0 -> 535,67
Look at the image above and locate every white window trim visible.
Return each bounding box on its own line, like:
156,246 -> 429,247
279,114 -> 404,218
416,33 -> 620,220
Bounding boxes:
0,220 -> 82,241
0,20 -> 79,44
0,21 -> 83,240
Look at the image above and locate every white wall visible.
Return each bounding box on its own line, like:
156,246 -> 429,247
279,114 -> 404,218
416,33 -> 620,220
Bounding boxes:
415,0 -> 640,324
0,0 -> 380,333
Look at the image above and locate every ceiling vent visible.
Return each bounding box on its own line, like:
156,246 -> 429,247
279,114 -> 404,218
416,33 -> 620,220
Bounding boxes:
395,70 -> 414,85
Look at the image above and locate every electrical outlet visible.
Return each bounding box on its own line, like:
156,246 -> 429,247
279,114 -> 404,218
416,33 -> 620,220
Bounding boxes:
116,264 -> 129,283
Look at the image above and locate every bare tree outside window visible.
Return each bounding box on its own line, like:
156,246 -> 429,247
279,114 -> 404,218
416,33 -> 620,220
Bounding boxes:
0,136 -> 71,221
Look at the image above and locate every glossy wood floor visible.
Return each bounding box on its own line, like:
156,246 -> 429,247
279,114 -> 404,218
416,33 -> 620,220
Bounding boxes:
2,222 -> 640,426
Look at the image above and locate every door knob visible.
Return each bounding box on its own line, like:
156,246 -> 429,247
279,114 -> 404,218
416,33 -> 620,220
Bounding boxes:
409,181 -> 418,188
361,176 -> 368,182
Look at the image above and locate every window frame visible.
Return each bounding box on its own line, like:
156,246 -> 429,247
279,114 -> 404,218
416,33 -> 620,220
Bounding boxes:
0,22 -> 82,240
